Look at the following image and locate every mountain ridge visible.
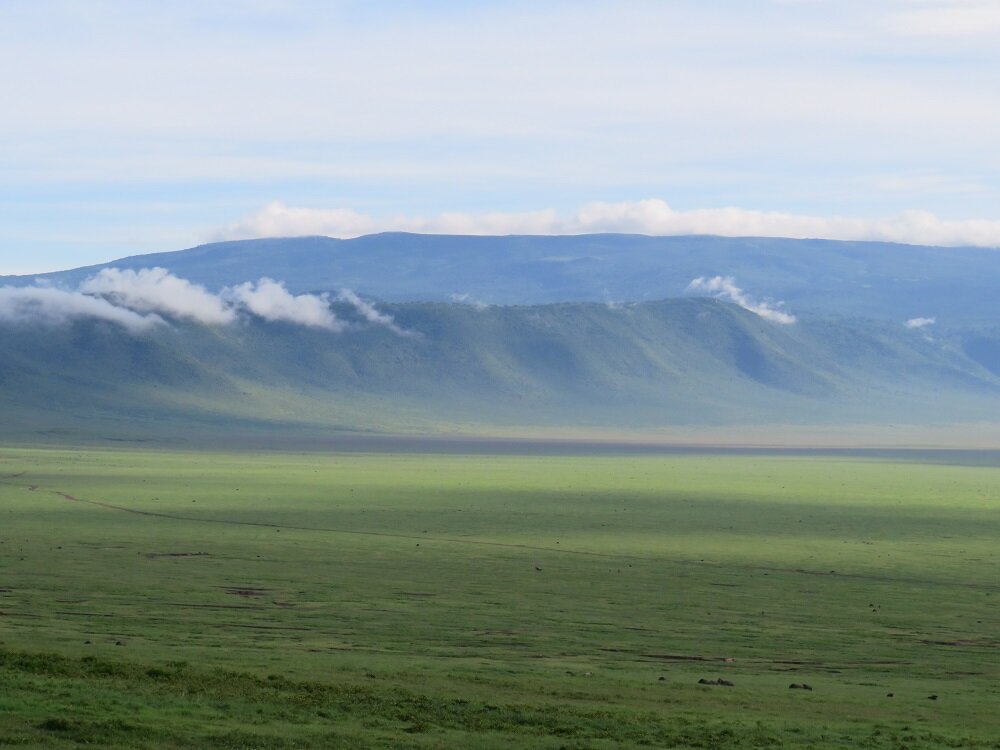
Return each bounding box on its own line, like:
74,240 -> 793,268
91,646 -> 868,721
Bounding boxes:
5,233 -> 1000,327
3,234 -> 998,441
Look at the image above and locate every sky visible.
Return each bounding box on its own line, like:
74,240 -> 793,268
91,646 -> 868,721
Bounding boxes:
3,0 -> 1000,274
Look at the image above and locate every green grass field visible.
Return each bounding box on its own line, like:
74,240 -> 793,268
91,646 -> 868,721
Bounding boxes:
1,445 -> 998,748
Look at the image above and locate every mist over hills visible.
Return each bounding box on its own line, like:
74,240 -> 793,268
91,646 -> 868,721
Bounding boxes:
1,294 -> 998,441
2,233 -> 998,440
7,233 -> 1000,327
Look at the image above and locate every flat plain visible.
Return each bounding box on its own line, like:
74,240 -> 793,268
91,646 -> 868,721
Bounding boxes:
0,444 -> 998,748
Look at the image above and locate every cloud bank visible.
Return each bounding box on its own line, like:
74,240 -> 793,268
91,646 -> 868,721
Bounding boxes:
0,268 -> 400,335
0,285 -> 164,332
687,276 -> 797,325
218,200 -> 1000,249
226,278 -> 342,330
80,268 -> 236,325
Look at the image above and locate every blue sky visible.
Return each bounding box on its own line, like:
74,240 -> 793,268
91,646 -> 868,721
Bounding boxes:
3,0 -> 1000,273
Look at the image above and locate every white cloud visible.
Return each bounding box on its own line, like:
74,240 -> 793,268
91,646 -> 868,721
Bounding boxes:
223,204 -> 380,240
225,278 -> 342,330
82,268 -> 342,329
337,288 -> 410,336
218,199 -> 1000,248
0,285 -> 163,332
80,267 -> 236,325
905,316 -> 936,328
0,269 -> 352,334
6,1 -> 1000,272
687,276 -> 797,324
450,292 -> 489,311
218,201 -> 561,241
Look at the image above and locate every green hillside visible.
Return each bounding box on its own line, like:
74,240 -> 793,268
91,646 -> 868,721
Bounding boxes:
2,298 -> 998,442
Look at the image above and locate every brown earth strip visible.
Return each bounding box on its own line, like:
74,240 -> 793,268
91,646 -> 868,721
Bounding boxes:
174,603 -> 264,610
920,639 -> 999,647
221,587 -> 274,597
143,552 -> 212,559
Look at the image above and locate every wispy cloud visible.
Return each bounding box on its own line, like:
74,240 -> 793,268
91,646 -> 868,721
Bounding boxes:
218,199 -> 1000,248
337,288 -> 410,336
904,316 -> 936,329
450,292 -> 489,311
867,171 -> 988,195
0,285 -> 164,332
687,276 -> 797,324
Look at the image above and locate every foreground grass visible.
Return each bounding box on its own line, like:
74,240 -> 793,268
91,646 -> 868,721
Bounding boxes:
5,647 -> 997,749
0,446 -> 998,747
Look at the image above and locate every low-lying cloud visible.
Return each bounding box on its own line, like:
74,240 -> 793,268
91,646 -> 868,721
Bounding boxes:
337,288 -> 410,336
0,268 -> 404,335
450,292 -> 489,311
226,278 -> 342,330
687,276 -> 797,325
0,285 -> 164,332
218,199 -> 1000,249
904,317 -> 936,329
81,267 -> 236,325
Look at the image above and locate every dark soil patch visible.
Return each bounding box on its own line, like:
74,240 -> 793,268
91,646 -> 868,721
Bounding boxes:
143,552 -> 212,559
221,587 -> 274,597
174,603 -> 263,610
636,652 -> 730,662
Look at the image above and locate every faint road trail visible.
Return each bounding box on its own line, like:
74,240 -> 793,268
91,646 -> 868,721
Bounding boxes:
2,474 -> 996,592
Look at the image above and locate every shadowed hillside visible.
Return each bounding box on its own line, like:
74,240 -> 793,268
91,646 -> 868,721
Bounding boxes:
2,297 -> 998,441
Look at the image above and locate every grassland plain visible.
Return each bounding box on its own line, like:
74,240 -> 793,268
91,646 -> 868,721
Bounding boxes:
0,445 -> 998,748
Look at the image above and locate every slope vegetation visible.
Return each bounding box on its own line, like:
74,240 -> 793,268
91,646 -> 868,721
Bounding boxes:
2,298 -> 997,440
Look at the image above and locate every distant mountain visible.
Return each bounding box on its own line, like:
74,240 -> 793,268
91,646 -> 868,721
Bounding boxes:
2,297 -> 998,441
5,233 -> 1000,327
